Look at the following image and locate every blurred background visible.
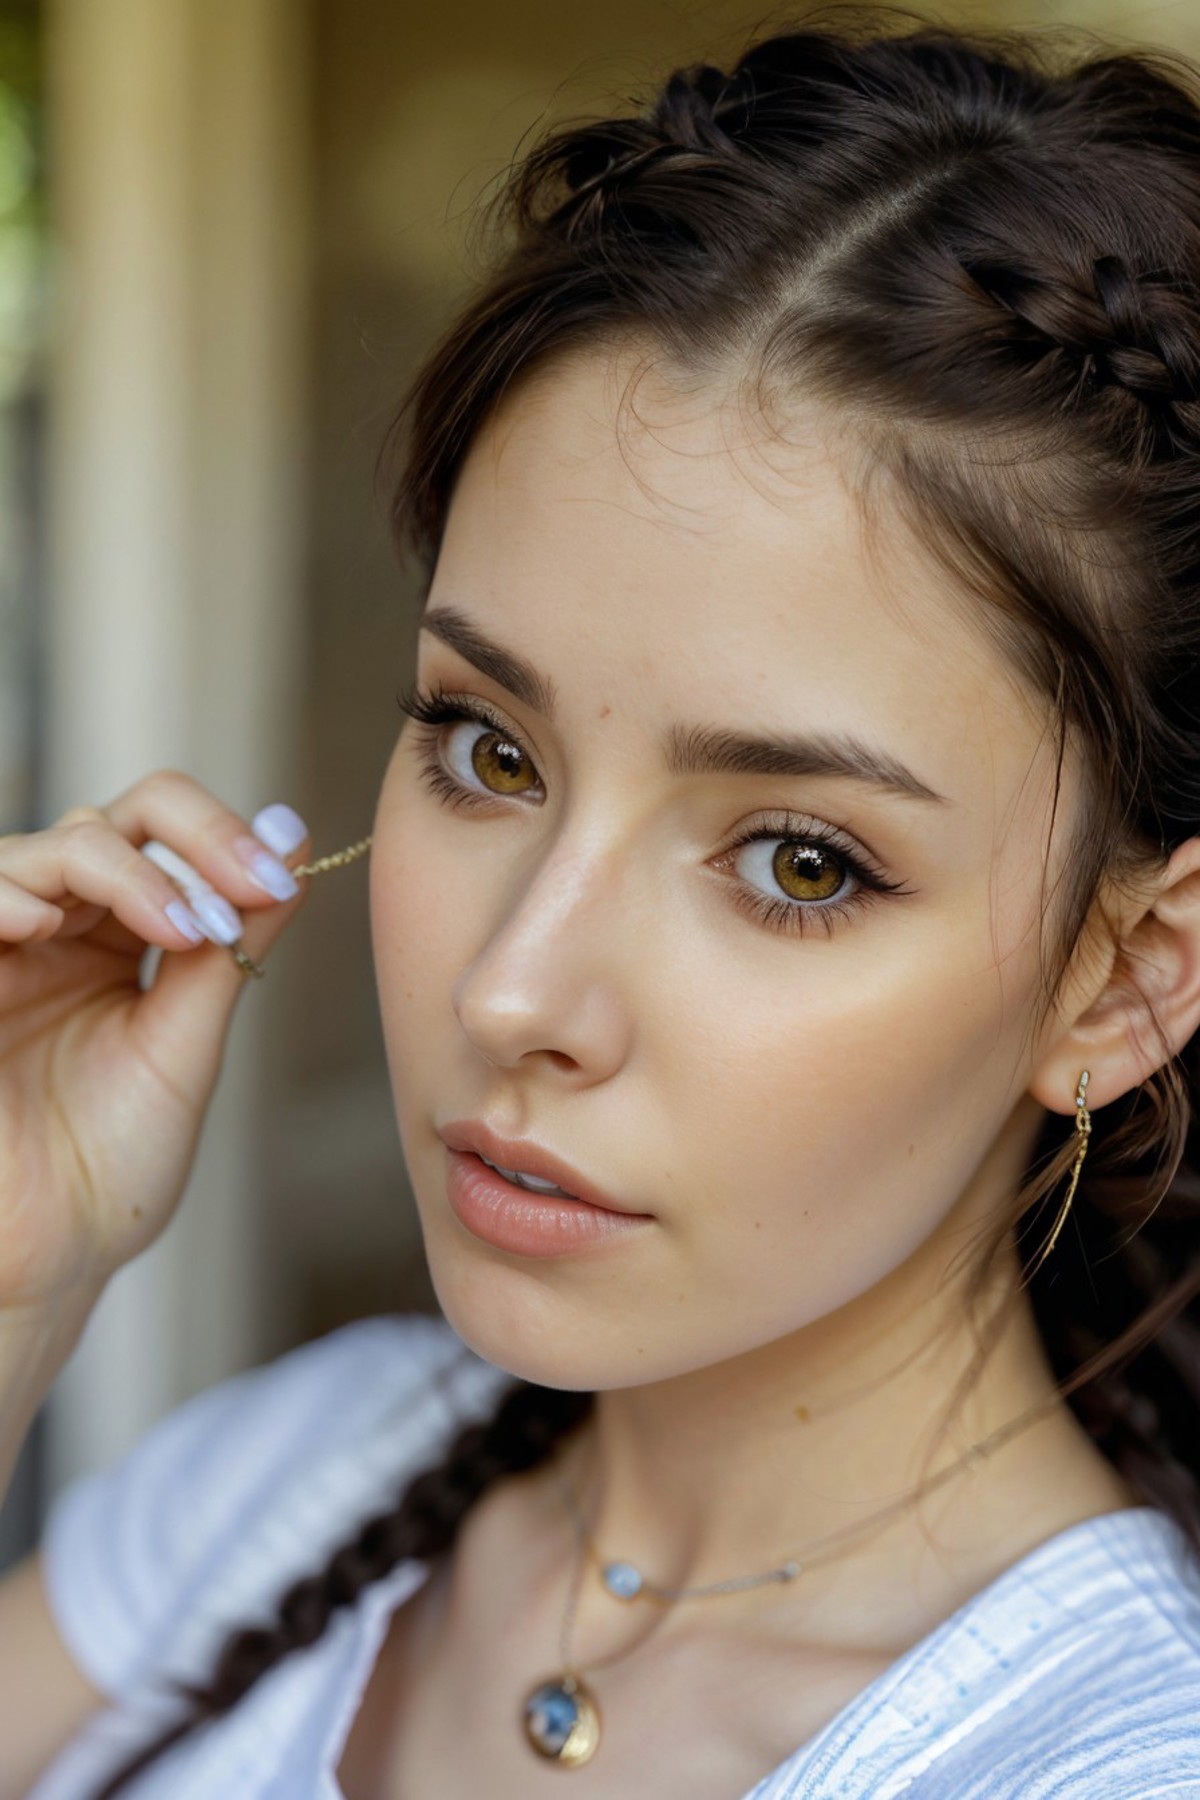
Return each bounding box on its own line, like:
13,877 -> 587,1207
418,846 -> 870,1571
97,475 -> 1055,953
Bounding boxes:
0,0 -> 1197,1568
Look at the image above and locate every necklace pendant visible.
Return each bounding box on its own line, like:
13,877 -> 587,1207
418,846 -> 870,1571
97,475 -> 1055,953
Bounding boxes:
522,1672 -> 602,1767
601,1560 -> 644,1600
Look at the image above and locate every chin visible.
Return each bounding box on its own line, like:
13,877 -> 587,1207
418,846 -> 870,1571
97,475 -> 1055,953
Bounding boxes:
426,1254 -> 608,1389
421,1240 -> 684,1393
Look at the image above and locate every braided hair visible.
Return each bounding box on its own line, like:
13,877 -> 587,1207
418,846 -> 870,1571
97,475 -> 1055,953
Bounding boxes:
89,1378 -> 592,1795
94,8 -> 1200,1792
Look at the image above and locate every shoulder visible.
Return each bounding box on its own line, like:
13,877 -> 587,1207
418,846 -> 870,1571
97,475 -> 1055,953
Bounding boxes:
39,1312 -> 510,1700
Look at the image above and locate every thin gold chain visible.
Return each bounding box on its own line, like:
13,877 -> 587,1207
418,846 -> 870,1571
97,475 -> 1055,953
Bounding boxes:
1027,1069 -> 1091,1273
230,834 -> 373,978
557,1516 -> 592,1687
553,1253 -> 1095,1681
561,1478 -> 800,1602
292,835 -> 374,877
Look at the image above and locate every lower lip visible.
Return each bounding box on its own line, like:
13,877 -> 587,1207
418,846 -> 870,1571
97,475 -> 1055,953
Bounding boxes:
445,1149 -> 651,1259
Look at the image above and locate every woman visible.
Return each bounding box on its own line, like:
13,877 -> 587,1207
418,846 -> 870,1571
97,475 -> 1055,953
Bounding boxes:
3,8 -> 1200,1796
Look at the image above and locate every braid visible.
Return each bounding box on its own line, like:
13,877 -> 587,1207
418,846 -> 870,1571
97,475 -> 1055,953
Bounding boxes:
649,64 -> 756,149
960,251 -> 1200,451
521,60 -> 757,245
89,1374 -> 592,1798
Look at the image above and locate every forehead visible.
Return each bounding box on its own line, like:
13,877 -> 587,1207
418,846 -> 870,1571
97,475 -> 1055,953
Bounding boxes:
435,346 -> 1060,828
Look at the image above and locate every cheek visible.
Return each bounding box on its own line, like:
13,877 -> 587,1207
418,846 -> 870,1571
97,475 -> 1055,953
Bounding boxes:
654,897 -> 1038,1326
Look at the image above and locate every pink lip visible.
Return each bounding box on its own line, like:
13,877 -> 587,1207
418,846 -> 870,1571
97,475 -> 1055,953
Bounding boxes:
437,1121 -> 653,1260
439,1120 -> 641,1214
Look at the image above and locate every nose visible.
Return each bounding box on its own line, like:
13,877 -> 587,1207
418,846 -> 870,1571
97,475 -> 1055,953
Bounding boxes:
451,831 -> 633,1081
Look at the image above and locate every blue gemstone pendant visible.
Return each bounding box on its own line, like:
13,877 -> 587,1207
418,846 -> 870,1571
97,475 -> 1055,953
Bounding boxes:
602,1560 -> 644,1599
522,1674 -> 602,1767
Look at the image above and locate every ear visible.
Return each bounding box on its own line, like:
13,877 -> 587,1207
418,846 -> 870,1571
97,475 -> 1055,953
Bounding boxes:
1029,835 -> 1200,1116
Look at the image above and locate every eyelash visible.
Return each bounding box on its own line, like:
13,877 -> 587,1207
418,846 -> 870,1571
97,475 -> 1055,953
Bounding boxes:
395,680 -> 912,939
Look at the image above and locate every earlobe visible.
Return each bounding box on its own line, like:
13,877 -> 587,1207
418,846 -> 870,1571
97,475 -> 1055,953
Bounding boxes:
1029,836 -> 1200,1115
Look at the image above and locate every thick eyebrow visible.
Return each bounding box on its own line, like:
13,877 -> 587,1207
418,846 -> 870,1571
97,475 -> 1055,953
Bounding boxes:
422,606 -> 557,719
664,722 -> 948,803
419,605 -> 949,807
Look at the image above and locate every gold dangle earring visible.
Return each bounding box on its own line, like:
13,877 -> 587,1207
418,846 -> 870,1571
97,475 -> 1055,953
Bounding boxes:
1028,1069 -> 1092,1275
230,835 -> 373,979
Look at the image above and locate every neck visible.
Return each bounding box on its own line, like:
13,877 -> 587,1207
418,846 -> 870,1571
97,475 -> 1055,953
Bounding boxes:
556,1238 -> 1134,1641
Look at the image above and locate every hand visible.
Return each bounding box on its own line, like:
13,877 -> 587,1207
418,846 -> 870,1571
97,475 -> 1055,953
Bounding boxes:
0,772 -> 311,1310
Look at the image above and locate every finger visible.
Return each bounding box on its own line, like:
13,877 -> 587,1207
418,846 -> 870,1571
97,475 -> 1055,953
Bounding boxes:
101,776 -> 312,919
128,821 -> 323,1105
139,842 -> 244,946
0,822 -> 212,951
0,871 -> 65,944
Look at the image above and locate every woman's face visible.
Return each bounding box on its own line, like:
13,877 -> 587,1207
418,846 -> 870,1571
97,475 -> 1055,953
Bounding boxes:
370,348 -> 1080,1390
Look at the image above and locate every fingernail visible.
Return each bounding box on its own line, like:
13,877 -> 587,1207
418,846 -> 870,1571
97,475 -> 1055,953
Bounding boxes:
165,899 -> 206,943
189,891 -> 243,946
142,839 -> 204,889
251,803 -> 308,857
232,835 -> 299,900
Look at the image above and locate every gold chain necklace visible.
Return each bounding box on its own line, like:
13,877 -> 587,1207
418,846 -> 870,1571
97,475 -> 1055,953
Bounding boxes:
519,1374 -> 1084,1769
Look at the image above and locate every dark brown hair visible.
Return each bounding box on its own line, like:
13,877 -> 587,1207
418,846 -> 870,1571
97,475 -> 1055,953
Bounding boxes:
93,9 -> 1200,1792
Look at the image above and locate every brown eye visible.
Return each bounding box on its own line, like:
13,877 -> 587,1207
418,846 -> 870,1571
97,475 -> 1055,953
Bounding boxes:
466,726 -> 538,795
770,842 -> 846,903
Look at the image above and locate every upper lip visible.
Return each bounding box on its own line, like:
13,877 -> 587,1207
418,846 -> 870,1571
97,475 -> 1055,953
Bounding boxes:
439,1120 -> 646,1215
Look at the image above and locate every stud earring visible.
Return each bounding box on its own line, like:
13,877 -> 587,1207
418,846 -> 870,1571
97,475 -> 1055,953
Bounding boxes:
230,835 -> 373,978
1027,1069 -> 1092,1275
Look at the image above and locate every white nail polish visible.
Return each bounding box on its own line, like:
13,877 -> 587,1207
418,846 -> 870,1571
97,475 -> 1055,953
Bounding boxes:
251,803 -> 308,857
232,836 -> 299,900
142,839 -> 206,892
189,891 -> 243,946
165,899 -> 206,943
